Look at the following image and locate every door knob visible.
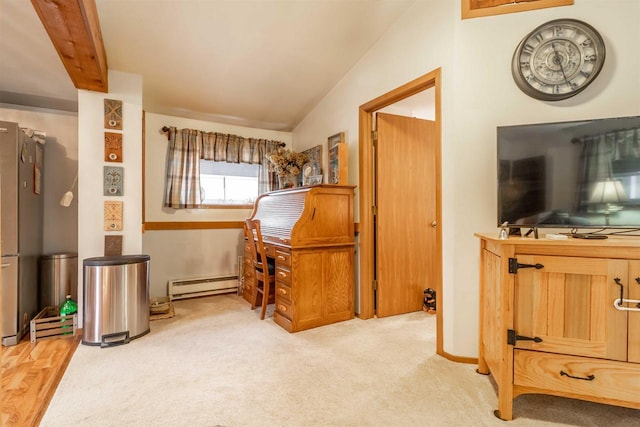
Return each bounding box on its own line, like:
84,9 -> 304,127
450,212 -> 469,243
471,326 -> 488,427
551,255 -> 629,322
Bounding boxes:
431,221 -> 437,228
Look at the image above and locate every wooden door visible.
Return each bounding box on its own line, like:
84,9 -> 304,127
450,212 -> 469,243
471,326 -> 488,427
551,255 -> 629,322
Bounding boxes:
376,113 -> 437,317
513,255 -> 628,361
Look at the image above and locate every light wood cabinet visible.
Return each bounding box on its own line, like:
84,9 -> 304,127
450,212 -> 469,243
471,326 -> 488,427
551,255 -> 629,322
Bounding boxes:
476,234 -> 640,420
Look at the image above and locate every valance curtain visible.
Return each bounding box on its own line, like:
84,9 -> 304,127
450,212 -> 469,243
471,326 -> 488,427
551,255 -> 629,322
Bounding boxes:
575,128 -> 640,211
164,127 -> 284,208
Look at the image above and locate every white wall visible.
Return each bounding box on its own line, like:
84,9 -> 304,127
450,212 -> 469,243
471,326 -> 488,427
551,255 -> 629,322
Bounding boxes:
0,105 -> 78,255
78,70 -> 143,326
143,112 -> 293,296
292,1 -> 640,357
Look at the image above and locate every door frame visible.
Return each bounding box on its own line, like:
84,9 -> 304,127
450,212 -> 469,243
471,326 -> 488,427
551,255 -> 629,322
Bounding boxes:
358,67 -> 443,355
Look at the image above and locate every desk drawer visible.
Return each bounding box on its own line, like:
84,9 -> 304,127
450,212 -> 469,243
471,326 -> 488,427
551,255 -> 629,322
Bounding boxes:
275,282 -> 292,302
265,244 -> 276,258
514,350 -> 640,404
275,250 -> 291,267
276,298 -> 293,320
275,266 -> 291,285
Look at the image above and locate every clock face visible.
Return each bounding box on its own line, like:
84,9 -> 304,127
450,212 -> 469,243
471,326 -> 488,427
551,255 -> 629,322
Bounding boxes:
512,19 -> 605,101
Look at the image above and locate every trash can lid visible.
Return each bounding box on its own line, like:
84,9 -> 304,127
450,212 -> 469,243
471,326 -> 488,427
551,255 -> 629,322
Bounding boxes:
41,253 -> 78,259
83,254 -> 150,266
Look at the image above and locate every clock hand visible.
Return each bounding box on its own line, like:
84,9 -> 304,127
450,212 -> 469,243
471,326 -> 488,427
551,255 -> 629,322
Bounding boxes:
551,42 -> 571,87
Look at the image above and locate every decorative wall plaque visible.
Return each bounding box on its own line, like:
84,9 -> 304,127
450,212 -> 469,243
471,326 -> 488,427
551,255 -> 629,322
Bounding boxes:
104,235 -> 123,256
104,132 -> 123,162
104,166 -> 124,196
104,201 -> 123,231
104,99 -> 123,130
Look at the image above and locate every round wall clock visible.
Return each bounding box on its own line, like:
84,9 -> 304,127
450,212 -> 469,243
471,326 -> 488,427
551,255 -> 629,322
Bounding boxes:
512,18 -> 606,101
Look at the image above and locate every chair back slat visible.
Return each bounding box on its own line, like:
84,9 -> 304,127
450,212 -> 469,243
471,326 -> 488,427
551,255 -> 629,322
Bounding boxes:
245,218 -> 275,319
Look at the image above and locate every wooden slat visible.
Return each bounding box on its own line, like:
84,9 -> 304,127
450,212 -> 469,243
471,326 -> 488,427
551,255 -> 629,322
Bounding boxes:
31,0 -> 108,92
547,273 -> 566,337
564,274 -> 591,340
628,261 -> 640,363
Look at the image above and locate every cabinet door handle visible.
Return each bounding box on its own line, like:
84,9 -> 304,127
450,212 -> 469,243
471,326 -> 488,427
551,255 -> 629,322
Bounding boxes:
560,370 -> 595,381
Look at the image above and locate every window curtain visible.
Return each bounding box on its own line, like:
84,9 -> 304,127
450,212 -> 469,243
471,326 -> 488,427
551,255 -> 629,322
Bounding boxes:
575,128 -> 640,211
164,127 -> 285,208
164,128 -> 202,208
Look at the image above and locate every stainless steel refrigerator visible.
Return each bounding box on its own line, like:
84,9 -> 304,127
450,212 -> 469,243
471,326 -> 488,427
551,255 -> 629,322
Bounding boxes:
1,121 -> 44,346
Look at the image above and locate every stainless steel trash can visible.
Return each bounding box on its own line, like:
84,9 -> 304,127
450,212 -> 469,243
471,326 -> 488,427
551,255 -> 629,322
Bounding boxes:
82,255 -> 150,347
40,253 -> 78,308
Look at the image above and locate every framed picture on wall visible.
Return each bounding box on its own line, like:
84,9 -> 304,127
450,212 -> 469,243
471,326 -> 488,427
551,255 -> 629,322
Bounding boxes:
308,174 -> 323,186
328,132 -> 347,185
327,132 -> 344,151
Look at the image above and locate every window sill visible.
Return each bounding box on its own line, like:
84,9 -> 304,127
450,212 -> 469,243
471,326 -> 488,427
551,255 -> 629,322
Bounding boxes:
199,203 -> 254,209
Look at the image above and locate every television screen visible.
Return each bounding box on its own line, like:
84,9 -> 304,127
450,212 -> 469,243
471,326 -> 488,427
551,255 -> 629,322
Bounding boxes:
497,116 -> 640,229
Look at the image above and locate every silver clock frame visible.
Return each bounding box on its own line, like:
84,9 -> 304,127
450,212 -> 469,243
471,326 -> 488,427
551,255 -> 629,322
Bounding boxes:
512,19 -> 606,101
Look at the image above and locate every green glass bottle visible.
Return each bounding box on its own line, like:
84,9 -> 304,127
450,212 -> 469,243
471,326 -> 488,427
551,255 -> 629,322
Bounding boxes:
60,295 -> 77,335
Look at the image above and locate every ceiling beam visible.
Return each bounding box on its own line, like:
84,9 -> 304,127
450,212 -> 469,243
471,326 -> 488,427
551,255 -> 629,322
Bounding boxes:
31,0 -> 108,92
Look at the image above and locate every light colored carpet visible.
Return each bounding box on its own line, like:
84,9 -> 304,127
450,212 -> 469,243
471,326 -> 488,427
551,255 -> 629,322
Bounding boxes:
40,295 -> 640,427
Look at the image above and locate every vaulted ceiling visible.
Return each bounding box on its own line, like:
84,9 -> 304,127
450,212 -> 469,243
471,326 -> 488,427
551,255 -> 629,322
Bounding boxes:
0,0 -> 414,131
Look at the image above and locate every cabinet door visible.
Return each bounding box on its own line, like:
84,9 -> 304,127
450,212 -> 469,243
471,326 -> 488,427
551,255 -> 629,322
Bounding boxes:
292,247 -> 354,330
513,255 -> 628,361
628,261 -> 640,363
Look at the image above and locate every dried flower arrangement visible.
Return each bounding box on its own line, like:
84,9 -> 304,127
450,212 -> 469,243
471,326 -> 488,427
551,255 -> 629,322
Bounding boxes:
266,147 -> 308,177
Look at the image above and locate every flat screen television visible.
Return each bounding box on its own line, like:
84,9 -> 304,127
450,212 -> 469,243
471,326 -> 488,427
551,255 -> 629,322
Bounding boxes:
497,115 -> 640,229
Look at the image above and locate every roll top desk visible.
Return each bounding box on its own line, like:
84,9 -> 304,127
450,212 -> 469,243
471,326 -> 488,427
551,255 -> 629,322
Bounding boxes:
243,185 -> 356,332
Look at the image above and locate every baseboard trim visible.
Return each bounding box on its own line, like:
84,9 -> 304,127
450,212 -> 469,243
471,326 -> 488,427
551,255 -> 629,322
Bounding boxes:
440,350 -> 477,365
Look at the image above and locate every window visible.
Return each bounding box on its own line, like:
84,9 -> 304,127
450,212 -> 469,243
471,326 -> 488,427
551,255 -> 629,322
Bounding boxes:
615,174 -> 640,203
461,0 -> 573,20
199,160 -> 259,206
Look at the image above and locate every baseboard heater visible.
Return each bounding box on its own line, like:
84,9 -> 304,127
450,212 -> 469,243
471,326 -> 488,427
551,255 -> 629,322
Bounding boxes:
168,275 -> 238,300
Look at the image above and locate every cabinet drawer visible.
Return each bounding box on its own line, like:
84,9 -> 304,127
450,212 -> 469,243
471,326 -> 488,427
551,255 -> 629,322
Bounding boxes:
265,244 -> 276,258
514,350 -> 640,404
275,266 -> 291,284
275,250 -> 291,267
275,282 -> 292,302
276,298 -> 293,320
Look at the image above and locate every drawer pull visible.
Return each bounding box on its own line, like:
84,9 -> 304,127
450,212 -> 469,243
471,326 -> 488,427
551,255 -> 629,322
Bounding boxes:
560,370 -> 595,381
277,304 -> 287,312
278,271 -> 287,278
277,255 -> 285,261
277,288 -> 287,295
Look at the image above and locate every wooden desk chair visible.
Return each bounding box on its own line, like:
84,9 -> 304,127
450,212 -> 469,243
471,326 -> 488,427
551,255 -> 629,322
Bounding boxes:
245,219 -> 275,320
